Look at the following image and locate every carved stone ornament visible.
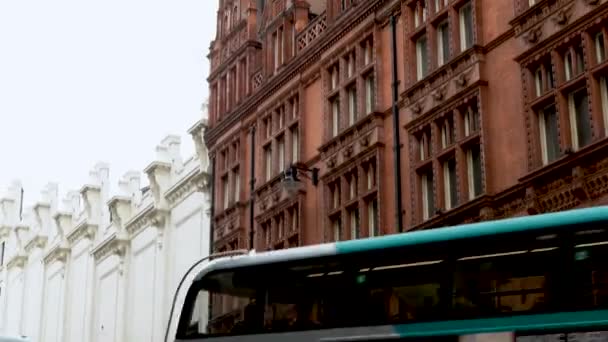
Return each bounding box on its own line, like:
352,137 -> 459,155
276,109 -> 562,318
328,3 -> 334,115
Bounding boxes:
584,0 -> 600,5
0,225 -> 10,239
524,186 -> 540,215
272,192 -> 280,203
359,134 -> 371,147
343,145 -> 354,159
454,72 -> 469,88
552,5 -> 573,26
327,156 -> 337,169
432,86 -> 447,102
411,101 -> 423,116
571,166 -> 589,202
7,254 -> 28,269
43,242 -> 71,265
524,26 -> 543,44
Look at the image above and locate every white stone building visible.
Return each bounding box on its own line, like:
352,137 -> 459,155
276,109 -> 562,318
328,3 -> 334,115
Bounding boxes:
0,120 -> 211,342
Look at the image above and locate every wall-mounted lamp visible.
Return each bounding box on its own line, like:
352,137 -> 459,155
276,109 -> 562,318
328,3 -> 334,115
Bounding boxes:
281,163 -> 319,196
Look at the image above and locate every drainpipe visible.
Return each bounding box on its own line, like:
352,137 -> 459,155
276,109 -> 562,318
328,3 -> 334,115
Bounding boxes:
249,125 -> 256,250
391,15 -> 404,233
208,157 -> 215,255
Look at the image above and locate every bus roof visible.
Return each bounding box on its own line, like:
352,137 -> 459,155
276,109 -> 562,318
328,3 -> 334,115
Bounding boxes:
195,206 -> 608,281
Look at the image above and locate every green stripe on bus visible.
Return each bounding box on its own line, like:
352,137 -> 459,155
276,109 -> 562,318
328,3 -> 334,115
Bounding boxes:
394,310 -> 608,337
335,206 -> 608,254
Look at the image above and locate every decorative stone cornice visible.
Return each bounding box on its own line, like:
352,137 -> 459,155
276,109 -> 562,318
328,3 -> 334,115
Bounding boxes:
80,184 -> 102,223
6,254 -> 27,270
91,231 -> 130,266
66,221 -> 98,245
53,211 -> 73,238
24,235 -> 48,253
124,203 -> 155,237
43,241 -> 70,265
0,225 -> 11,239
108,196 -> 132,230
165,169 -> 210,207
145,161 -> 172,209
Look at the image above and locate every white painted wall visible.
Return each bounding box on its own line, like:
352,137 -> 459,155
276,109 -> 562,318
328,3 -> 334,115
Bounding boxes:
0,121 -> 211,342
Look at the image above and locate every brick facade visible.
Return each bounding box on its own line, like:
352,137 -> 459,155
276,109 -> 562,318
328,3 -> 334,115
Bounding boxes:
205,0 -> 608,253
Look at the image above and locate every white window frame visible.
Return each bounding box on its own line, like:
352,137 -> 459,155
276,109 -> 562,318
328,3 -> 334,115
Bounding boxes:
365,75 -> 374,114
528,0 -> 536,6
437,20 -> 449,67
291,126 -> 299,163
350,209 -> 359,240
331,66 -> 339,89
459,2 -> 473,52
441,120 -> 452,148
596,32 -> 606,64
466,148 -> 482,200
233,169 -> 240,203
565,51 -> 573,82
368,201 -> 377,237
278,138 -> 285,173
568,92 -> 580,151
225,73 -> 230,110
535,68 -> 543,97
364,41 -> 372,65
223,177 -> 230,210
265,146 -> 272,181
332,98 -> 340,137
601,77 -> 608,137
416,35 -> 428,81
332,184 -> 340,208
347,53 -> 355,78
421,173 -> 433,220
539,109 -> 550,165
348,86 -> 357,125
279,26 -> 284,67
333,218 -> 341,242
443,160 -> 454,210
419,134 -> 427,160
273,31 -> 279,71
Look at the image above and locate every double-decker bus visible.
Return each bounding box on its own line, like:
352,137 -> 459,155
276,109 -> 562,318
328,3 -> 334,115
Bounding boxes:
173,206 -> 608,341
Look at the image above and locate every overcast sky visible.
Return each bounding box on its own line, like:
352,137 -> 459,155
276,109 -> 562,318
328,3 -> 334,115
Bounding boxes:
0,0 -> 218,206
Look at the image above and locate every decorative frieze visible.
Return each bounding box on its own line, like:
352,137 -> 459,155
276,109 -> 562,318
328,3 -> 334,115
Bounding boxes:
92,232 -> 129,265
66,221 -> 97,245
24,235 -> 48,254
6,254 -> 27,270
43,241 -> 70,265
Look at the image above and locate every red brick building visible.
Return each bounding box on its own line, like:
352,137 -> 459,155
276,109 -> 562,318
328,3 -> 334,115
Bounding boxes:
202,0 -> 608,254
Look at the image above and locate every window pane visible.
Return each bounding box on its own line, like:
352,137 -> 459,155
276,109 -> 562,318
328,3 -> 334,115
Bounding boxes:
572,88 -> 592,149
437,21 -> 450,66
445,158 -> 458,209
417,35 -> 428,80
542,105 -> 560,163
468,146 -> 482,198
601,77 -> 608,137
597,33 -> 606,63
460,3 -> 473,51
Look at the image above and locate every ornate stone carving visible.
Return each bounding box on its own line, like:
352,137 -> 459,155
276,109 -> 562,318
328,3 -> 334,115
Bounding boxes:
24,235 -> 48,253
552,5 -> 573,26
359,134 -> 370,147
454,72 -> 469,89
584,0 -> 600,5
411,101 -> 423,116
524,26 -> 543,44
524,186 -> 541,215
432,85 -> 447,102
327,156 -> 337,169
7,254 -> 28,269
571,165 -> 589,202
343,145 -> 354,159
67,222 -> 98,244
43,242 -> 70,265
